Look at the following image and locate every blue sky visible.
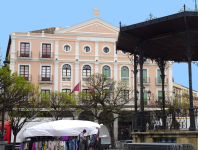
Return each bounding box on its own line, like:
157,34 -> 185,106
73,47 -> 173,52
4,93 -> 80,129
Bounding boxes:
0,0 -> 198,92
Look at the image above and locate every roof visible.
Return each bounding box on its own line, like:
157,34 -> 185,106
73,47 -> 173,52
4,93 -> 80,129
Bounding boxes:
30,27 -> 56,34
116,11 -> 198,61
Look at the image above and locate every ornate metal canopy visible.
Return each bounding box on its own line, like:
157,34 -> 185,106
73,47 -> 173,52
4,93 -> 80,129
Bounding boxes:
117,11 -> 198,62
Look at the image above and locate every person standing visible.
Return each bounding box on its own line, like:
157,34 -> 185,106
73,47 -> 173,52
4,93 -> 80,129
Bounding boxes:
88,127 -> 100,149
79,129 -> 86,150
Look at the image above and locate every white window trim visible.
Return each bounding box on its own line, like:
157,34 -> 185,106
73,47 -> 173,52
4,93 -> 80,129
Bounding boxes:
101,64 -> 112,78
61,63 -> 73,83
40,42 -> 53,57
81,64 -> 93,79
40,64 -> 53,78
82,45 -> 92,54
18,41 -> 32,56
62,88 -> 71,93
40,87 -> 52,91
138,87 -> 150,105
156,87 -> 167,101
102,46 -> 111,54
138,67 -> 149,77
62,43 -> 72,53
18,63 -> 31,78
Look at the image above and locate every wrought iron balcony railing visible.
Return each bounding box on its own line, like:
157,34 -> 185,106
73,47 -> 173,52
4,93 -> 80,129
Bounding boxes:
121,77 -> 129,82
62,76 -> 71,81
155,77 -> 168,84
17,51 -> 32,58
38,75 -> 53,82
137,77 -> 150,84
39,52 -> 54,59
21,75 -> 32,82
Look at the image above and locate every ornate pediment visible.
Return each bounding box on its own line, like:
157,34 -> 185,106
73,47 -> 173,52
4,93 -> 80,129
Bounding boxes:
54,18 -> 119,35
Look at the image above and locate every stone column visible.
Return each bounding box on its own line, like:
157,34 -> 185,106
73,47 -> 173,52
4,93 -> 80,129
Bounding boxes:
54,62 -> 59,91
114,63 -> 118,81
113,114 -> 118,141
55,40 -> 59,60
75,62 -> 79,95
75,41 -> 79,60
11,37 -> 16,59
95,63 -> 99,74
95,42 -> 99,61
114,42 -> 117,62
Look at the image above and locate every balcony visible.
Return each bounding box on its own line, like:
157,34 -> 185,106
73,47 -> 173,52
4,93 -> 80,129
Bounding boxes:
155,77 -> 168,85
174,93 -> 182,98
39,52 -> 54,59
38,75 -> 53,83
137,77 -> 150,84
62,76 -> 71,81
17,51 -> 32,59
121,77 -> 129,82
22,75 -> 32,82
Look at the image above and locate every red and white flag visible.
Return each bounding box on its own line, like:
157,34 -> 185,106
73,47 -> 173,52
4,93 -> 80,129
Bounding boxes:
70,81 -> 81,94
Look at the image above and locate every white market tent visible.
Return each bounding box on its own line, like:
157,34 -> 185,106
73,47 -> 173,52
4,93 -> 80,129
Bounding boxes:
18,120 -> 101,141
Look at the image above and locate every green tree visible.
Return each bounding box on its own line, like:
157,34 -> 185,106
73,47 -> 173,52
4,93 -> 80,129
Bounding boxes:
77,73 -> 133,148
41,91 -> 76,121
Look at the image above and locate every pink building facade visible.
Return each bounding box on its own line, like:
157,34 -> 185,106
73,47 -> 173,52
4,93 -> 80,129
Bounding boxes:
6,17 -> 173,140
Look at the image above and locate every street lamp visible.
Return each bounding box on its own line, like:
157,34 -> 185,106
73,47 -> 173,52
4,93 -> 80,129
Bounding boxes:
147,90 -> 151,100
0,59 -> 10,141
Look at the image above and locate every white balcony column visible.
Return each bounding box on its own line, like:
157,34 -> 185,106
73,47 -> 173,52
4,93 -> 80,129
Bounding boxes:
169,63 -> 173,103
113,114 -> 118,141
114,42 -> 117,62
114,63 -> 118,81
95,42 -> 99,61
95,63 -> 99,74
10,60 -> 15,74
54,62 -> 59,91
11,37 -> 16,59
75,41 -> 79,60
75,62 -> 79,95
55,40 -> 59,60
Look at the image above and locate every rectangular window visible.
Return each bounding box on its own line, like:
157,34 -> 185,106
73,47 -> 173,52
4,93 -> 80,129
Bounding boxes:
62,89 -> 71,93
158,91 -> 163,101
157,69 -> 162,83
20,65 -> 29,81
42,44 -> 51,58
143,69 -> 147,83
20,43 -> 30,57
42,66 -> 51,81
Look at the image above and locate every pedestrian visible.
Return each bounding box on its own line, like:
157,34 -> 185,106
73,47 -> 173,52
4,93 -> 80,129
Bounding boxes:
88,127 -> 100,149
79,129 -> 86,150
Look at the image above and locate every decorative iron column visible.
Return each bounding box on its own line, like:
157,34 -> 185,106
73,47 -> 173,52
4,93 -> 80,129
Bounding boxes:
184,10 -> 196,131
134,54 -> 138,112
139,41 -> 146,132
155,58 -> 166,130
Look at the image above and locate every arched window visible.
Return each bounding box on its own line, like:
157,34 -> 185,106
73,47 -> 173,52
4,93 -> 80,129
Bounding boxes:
102,65 -> 111,77
62,64 -> 71,81
82,65 -> 91,76
121,66 -> 129,82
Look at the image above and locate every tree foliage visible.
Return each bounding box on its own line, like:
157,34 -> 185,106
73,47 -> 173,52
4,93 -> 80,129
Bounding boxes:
77,73 -> 133,148
40,91 -> 76,121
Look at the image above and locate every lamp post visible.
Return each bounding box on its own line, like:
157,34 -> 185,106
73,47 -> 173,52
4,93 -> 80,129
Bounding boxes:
0,60 -> 10,141
147,90 -> 151,100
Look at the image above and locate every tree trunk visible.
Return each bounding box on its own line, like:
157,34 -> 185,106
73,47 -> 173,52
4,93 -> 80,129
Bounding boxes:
105,124 -> 115,149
